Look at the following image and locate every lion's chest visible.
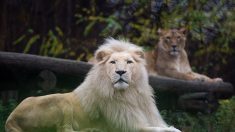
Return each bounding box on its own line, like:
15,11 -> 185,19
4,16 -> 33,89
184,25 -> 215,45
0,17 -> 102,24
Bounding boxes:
96,96 -> 147,131
173,57 -> 190,73
173,59 -> 184,72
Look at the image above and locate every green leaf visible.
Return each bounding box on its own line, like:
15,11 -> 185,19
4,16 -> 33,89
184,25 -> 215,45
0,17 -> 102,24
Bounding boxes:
23,35 -> 40,53
13,35 -> 26,45
84,21 -> 96,36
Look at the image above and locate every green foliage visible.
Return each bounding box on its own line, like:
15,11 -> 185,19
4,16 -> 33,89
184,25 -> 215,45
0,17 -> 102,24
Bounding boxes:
215,97 -> 235,132
39,27 -> 66,57
0,100 -> 17,131
89,16 -> 121,37
75,9 -> 122,37
161,96 -> 235,132
14,27 -> 68,57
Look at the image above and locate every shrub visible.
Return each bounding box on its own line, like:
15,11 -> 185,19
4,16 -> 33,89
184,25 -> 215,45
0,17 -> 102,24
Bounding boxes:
161,96 -> 235,132
0,100 -> 17,131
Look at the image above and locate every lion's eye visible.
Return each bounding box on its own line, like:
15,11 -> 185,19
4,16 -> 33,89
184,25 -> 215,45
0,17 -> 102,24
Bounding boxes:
110,61 -> 116,64
166,36 -> 171,41
177,36 -> 181,41
127,60 -> 133,64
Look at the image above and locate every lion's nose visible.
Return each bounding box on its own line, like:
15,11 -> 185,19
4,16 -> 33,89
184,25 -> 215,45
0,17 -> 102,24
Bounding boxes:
116,70 -> 126,76
172,45 -> 177,49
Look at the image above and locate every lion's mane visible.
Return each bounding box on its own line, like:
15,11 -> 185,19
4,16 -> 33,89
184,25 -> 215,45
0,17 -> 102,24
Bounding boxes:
74,39 -> 166,131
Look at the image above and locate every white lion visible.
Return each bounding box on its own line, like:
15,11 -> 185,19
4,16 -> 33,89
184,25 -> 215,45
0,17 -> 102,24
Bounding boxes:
5,38 -> 181,132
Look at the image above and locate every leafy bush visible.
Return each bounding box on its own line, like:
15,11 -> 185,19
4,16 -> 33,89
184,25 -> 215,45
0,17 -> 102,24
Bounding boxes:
0,100 -> 17,131
13,27 -> 68,57
161,96 -> 235,132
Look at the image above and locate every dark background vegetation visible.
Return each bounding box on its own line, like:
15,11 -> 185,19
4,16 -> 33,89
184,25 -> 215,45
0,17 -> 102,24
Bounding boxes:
0,0 -> 235,131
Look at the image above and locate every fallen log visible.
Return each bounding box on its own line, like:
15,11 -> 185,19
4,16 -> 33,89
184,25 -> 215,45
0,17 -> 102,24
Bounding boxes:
0,51 -> 91,77
149,76 -> 234,98
0,51 -> 233,96
0,51 -> 234,111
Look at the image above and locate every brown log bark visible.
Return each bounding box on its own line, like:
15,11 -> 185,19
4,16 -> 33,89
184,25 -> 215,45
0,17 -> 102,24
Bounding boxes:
0,51 -> 91,77
0,51 -> 234,97
149,75 -> 234,96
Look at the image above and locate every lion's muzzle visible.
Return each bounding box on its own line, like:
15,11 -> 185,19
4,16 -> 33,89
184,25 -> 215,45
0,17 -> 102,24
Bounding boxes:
113,70 -> 129,90
170,45 -> 180,56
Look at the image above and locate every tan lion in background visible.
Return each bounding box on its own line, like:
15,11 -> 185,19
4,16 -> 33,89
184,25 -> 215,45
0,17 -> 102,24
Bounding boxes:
145,28 -> 222,82
5,39 -> 181,132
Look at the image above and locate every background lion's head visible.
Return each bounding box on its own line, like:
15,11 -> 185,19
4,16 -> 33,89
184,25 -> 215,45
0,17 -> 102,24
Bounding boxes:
158,28 -> 187,56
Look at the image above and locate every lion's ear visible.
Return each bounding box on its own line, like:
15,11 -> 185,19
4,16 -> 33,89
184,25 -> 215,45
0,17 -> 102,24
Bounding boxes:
134,50 -> 145,59
132,50 -> 145,63
179,28 -> 187,35
157,28 -> 162,36
158,28 -> 167,37
95,49 -> 112,62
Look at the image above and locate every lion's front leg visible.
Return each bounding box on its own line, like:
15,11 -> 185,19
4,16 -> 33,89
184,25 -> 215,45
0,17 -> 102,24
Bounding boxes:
78,128 -> 104,132
139,126 -> 181,132
57,125 -> 78,132
57,100 -> 78,132
162,69 -> 197,81
57,123 -> 78,132
190,72 -> 223,82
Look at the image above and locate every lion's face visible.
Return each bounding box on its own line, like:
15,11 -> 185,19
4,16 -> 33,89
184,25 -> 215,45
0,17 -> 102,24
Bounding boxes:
104,52 -> 136,90
94,40 -> 145,90
158,28 -> 187,56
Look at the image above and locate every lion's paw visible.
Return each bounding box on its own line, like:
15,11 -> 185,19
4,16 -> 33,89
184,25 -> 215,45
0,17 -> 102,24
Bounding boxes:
80,128 -> 104,132
167,126 -> 181,132
213,78 -> 223,82
194,77 -> 206,82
